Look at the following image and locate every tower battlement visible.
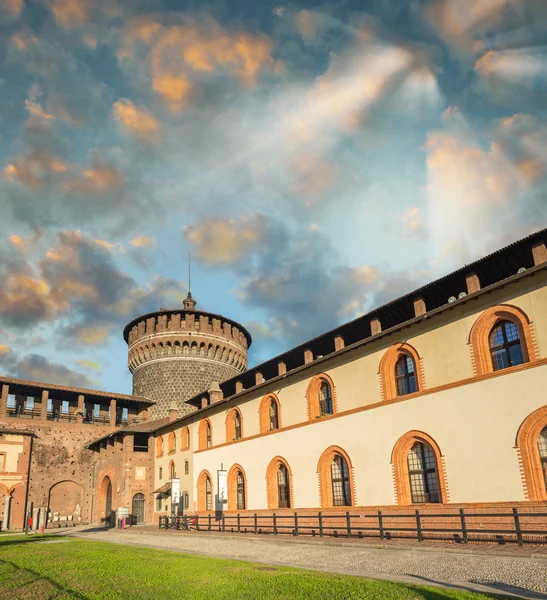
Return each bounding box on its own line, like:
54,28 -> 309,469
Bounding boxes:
123,301 -> 251,419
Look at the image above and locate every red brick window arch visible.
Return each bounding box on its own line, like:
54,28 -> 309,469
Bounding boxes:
259,394 -> 281,433
516,405 -> 547,501
197,470 -> 213,512
181,427 -> 190,451
306,373 -> 337,420
168,432 -> 176,454
379,343 -> 424,401
391,431 -> 448,505
156,436 -> 164,458
227,464 -> 247,511
226,408 -> 243,442
198,419 -> 212,450
469,304 -> 537,376
266,456 -> 293,509
317,446 -> 355,508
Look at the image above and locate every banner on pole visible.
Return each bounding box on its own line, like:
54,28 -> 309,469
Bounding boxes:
171,478 -> 180,505
218,470 -> 227,504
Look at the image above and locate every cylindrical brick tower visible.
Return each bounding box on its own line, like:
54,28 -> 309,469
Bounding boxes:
123,293 -> 251,419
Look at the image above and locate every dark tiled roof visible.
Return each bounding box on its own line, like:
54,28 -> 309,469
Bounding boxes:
0,375 -> 154,404
85,417 -> 170,448
153,482 -> 171,494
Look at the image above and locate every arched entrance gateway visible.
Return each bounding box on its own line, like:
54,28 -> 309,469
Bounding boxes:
132,493 -> 146,525
98,476 -> 114,527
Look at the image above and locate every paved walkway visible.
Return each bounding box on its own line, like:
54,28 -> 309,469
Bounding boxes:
68,527 -> 547,599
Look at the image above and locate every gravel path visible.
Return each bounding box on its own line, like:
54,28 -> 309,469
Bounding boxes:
71,529 -> 547,599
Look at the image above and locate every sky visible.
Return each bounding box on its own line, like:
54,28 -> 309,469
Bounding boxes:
0,0 -> 546,395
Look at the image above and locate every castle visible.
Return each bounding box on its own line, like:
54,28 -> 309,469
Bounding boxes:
1,228 -> 547,531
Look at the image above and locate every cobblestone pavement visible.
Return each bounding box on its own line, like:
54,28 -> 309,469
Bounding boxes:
71,528 -> 547,599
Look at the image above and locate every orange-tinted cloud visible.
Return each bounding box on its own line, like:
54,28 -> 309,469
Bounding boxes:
3,151 -> 67,189
2,0 -> 23,17
65,162 -> 124,194
74,326 -> 109,345
120,18 -> 275,110
49,0 -> 90,29
184,215 -> 261,265
130,236 -> 156,248
113,98 -> 161,139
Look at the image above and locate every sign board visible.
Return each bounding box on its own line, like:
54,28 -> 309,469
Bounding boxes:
218,470 -> 227,504
117,507 -> 130,517
171,478 -> 180,505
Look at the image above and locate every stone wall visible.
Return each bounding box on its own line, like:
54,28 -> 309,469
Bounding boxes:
133,360 -> 241,419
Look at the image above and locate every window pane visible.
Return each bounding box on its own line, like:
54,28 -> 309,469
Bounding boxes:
504,321 -> 520,342
491,348 -> 509,371
331,455 -> 350,506
489,325 -> 505,348
509,343 -> 524,367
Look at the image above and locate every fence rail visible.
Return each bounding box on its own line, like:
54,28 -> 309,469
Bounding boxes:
158,507 -> 547,546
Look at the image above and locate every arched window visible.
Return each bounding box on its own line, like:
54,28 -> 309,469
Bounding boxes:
379,343 -> 423,401
331,455 -> 351,506
277,464 -> 290,508
198,419 -> 212,450
259,394 -> 281,433
197,470 -> 213,512
306,374 -> 336,420
181,427 -> 190,450
319,381 -> 333,416
395,355 -> 417,396
469,304 -> 535,376
170,461 -> 176,480
407,442 -> 441,503
539,426 -> 547,492
168,431 -> 176,453
269,399 -> 279,430
205,476 -> 212,511
226,408 -> 243,442
266,457 -> 293,509
317,446 -> 354,507
156,436 -> 164,458
391,432 -> 446,505
236,471 -> 245,510
234,411 -> 242,440
489,320 -> 525,371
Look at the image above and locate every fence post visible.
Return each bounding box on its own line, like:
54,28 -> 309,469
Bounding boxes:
254,513 -> 258,535
459,508 -> 468,544
237,513 -> 241,534
294,512 -> 298,536
378,510 -> 384,540
415,509 -> 423,542
346,511 -> 351,538
319,511 -> 323,537
222,513 -> 225,533
208,514 -> 211,532
273,512 -> 277,535
196,516 -> 200,532
513,507 -> 523,547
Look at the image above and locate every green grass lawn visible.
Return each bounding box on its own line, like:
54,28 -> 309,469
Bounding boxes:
0,535 -> 505,600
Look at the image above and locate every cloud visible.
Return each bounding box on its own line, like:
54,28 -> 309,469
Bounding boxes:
68,326 -> 110,346
64,161 -> 125,195
113,98 -> 161,141
184,215 -> 262,266
75,358 -> 102,372
1,0 -> 23,18
130,236 -> 156,248
117,17 -> 276,111
425,109 -> 547,265
185,213 -> 382,349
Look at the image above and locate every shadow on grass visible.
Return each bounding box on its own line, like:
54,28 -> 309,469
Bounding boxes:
0,536 -> 62,547
0,558 -> 89,599
404,574 -> 533,599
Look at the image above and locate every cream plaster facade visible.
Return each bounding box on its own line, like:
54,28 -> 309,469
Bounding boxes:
152,268 -> 547,515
